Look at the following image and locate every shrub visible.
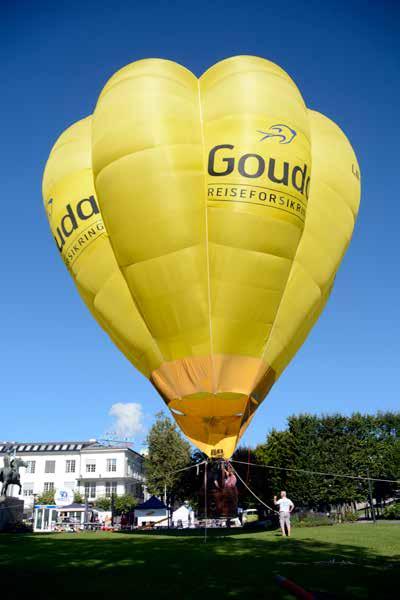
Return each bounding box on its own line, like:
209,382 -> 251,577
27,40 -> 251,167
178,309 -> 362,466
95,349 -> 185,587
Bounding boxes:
1,521 -> 32,533
343,510 -> 359,522
291,512 -> 334,527
382,502 -> 400,520
37,490 -> 55,505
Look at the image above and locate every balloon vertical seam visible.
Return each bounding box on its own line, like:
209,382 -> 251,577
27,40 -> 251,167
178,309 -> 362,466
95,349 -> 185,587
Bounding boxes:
197,78 -> 216,394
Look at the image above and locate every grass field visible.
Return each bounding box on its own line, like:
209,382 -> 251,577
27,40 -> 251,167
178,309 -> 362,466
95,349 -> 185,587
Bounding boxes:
1,523 -> 399,599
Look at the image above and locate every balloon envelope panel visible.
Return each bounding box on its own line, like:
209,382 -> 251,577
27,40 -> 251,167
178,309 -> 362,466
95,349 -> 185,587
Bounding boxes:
42,117 -> 162,378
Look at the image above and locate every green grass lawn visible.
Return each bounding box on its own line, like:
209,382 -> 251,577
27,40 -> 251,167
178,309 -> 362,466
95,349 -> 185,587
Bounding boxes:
1,523 -> 399,599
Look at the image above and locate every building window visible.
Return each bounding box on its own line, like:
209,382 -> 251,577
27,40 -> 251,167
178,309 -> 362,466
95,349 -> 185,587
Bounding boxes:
45,460 -> 55,473
44,482 -> 54,492
61,444 -> 68,450
23,484 -> 34,496
26,460 -> 36,474
54,444 -> 60,451
84,482 -> 96,499
66,460 -> 76,473
86,462 -> 96,473
106,458 -> 117,472
105,481 -> 117,497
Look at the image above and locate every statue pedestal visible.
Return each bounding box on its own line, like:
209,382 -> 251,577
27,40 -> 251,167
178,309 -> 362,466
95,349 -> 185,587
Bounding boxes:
0,496 -> 24,531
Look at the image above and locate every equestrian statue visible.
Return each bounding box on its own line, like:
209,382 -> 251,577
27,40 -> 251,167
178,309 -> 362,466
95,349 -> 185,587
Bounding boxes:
0,453 -> 28,496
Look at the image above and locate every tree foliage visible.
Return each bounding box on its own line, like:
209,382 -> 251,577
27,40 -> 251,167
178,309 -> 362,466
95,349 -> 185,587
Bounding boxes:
255,412 -> 400,510
144,412 -> 192,504
73,490 -> 84,504
230,446 -> 273,509
114,493 -> 138,515
94,496 -> 111,511
141,411 -> 399,512
37,490 -> 55,504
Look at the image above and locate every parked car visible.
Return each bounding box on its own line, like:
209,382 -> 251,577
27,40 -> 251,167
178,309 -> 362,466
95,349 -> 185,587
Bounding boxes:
242,508 -> 259,524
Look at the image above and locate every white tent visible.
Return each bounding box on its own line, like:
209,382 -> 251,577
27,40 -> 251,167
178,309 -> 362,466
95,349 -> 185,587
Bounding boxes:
172,503 -> 194,528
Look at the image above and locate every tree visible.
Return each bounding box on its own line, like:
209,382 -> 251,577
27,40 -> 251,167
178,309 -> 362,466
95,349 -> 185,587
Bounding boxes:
232,446 -> 274,510
114,494 -> 138,515
144,412 -> 192,504
255,429 -> 297,496
37,490 -> 55,504
74,490 -> 84,503
94,496 -> 111,511
254,412 -> 400,513
175,450 -> 207,509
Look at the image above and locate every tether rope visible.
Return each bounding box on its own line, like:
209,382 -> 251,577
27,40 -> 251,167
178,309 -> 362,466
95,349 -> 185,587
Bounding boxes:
231,460 -> 400,484
231,465 -> 279,514
165,460 -> 206,476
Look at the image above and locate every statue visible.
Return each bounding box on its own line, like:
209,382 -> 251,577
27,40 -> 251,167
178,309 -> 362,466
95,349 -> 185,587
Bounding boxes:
0,452 -> 28,496
0,451 -> 27,531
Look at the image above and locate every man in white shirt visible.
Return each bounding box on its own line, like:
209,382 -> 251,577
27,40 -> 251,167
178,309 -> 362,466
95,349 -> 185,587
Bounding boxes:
274,491 -> 294,537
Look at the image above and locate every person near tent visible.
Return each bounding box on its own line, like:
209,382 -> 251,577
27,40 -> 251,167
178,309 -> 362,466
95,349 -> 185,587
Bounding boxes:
274,491 -> 294,537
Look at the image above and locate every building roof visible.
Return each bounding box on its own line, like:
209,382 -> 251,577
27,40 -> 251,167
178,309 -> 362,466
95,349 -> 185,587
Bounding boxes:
0,441 -> 143,459
81,442 -> 143,458
135,495 -> 167,510
0,441 -> 93,453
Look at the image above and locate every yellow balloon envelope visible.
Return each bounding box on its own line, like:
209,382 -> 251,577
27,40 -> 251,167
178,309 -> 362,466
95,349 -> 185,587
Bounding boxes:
43,56 -> 361,458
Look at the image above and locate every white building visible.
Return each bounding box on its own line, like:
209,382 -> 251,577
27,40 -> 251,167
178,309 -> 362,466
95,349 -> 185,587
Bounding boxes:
0,440 -> 145,511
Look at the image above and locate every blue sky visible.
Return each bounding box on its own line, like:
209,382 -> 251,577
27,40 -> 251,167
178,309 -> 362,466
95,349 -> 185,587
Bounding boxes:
1,0 -> 399,450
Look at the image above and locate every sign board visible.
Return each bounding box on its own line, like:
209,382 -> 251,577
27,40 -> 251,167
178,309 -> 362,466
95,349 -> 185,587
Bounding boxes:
54,488 -> 74,507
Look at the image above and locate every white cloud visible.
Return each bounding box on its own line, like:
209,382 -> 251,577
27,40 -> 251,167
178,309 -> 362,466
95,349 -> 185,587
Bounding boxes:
108,402 -> 145,439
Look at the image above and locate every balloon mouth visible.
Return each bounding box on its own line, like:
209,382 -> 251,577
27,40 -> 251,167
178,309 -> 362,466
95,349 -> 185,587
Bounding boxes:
151,354 -> 275,458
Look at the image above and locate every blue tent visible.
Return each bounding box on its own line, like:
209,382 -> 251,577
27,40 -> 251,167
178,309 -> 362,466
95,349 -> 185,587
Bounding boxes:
135,495 -> 167,510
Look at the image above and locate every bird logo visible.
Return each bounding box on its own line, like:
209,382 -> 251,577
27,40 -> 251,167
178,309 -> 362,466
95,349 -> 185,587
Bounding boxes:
257,124 -> 297,144
47,198 -> 54,219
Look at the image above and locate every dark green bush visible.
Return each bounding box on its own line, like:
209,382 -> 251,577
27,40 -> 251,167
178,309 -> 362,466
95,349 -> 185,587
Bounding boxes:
1,521 -> 32,533
343,510 -> 359,522
382,502 -> 400,519
291,512 -> 334,527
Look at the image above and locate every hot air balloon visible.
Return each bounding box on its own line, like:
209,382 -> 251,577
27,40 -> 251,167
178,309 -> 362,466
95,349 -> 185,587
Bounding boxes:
43,56 -> 361,460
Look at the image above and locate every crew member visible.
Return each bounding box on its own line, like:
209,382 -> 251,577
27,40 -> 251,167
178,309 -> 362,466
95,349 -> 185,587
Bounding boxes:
274,490 -> 294,537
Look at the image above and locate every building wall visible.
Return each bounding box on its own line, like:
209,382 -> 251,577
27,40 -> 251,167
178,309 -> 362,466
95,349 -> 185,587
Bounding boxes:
0,443 -> 145,510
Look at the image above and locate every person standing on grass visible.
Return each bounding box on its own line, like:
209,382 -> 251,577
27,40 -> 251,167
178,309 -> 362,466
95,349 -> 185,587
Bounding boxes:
274,490 -> 294,537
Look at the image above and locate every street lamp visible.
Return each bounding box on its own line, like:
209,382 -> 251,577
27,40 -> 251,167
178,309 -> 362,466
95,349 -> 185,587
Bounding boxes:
366,462 -> 376,524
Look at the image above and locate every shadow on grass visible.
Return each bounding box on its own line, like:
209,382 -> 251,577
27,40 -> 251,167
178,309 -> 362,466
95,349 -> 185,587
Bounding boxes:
1,528 -> 399,599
